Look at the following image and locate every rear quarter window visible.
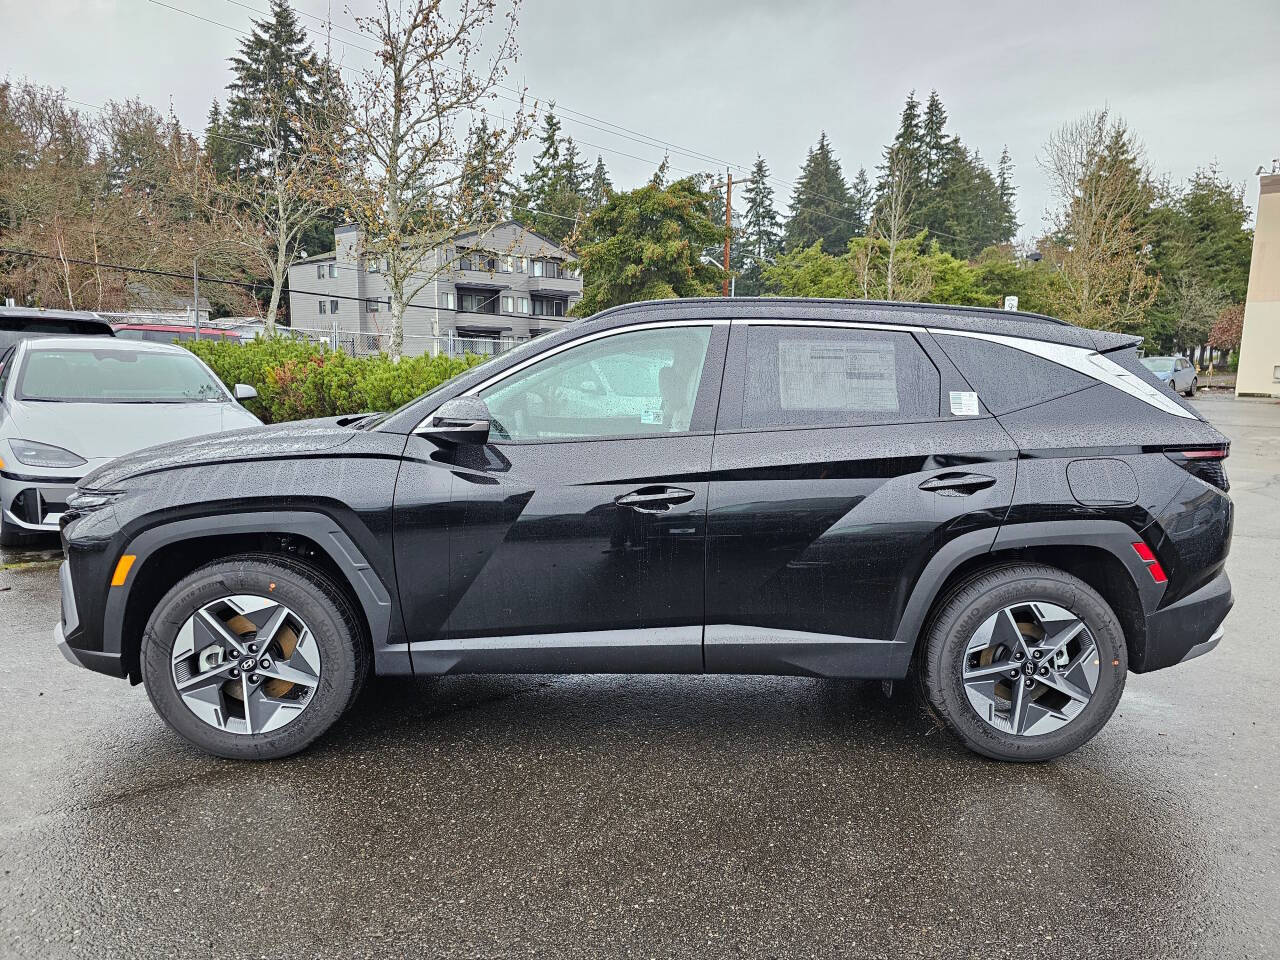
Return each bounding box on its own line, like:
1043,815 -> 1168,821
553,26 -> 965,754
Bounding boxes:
934,334 -> 1094,415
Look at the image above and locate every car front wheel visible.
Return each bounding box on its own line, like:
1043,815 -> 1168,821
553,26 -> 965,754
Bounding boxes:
918,563 -> 1127,762
140,554 -> 368,760
0,510 -> 37,549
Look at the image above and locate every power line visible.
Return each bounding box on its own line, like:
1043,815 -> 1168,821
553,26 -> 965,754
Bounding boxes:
0,246 -> 376,304
143,0 -> 987,255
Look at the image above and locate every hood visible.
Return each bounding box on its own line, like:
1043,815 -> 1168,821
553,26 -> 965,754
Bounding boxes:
79,416 -> 356,489
8,400 -> 260,463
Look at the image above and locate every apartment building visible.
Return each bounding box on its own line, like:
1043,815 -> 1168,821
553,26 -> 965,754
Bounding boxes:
287,221 -> 583,354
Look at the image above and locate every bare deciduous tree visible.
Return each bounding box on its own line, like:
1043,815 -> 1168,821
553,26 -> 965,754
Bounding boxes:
342,0 -> 531,357
194,89 -> 342,334
872,142 -> 918,300
0,83 -> 256,315
1039,109 -> 1158,331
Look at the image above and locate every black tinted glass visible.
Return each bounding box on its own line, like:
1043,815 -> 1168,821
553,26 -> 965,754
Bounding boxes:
937,335 -> 1092,415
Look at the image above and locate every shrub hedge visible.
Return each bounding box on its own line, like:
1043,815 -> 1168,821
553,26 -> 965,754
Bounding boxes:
186,337 -> 486,424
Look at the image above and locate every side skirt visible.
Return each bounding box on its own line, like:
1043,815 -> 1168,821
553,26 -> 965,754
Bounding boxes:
705,625 -> 907,679
405,625 -> 908,679
408,626 -> 703,675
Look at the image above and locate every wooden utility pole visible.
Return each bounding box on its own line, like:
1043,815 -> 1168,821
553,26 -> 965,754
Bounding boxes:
722,171 -> 733,297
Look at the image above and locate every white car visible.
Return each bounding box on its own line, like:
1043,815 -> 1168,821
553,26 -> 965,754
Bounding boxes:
0,337 -> 260,546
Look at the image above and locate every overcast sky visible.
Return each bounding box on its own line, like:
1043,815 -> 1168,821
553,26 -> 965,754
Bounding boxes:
3,0 -> 1277,241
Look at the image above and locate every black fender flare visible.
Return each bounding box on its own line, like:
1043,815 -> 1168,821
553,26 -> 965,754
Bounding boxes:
886,519 -> 1160,675
103,511 -> 404,675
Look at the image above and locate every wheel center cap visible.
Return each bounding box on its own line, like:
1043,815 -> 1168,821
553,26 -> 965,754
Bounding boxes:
241,657 -> 257,672
1023,661 -> 1036,676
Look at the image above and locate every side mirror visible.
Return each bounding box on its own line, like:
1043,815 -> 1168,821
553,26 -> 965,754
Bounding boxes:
233,383 -> 258,401
416,395 -> 491,445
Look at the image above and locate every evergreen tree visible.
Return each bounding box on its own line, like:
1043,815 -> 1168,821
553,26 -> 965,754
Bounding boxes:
848,166 -> 872,235
456,116 -> 513,222
574,175 -> 725,314
561,136 -> 589,197
996,146 -> 1020,241
921,90 -> 950,190
586,155 -> 612,211
877,91 -> 925,206
784,132 -> 856,254
212,0 -> 344,260
880,90 -> 1018,258
203,100 -> 238,181
514,107 -> 591,244
738,155 -> 781,295
217,0 -> 335,178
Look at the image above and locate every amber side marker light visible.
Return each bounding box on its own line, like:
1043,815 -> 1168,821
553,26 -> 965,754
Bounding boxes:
110,554 -> 137,587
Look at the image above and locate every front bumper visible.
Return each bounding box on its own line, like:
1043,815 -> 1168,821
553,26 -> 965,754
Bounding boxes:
1136,570 -> 1233,672
55,558 -> 126,678
1,471 -> 81,533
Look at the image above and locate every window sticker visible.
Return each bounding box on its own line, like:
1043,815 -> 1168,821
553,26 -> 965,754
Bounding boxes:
778,339 -> 897,411
949,390 -> 979,416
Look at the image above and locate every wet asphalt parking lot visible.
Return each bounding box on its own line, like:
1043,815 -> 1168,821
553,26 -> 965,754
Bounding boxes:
1,393 -> 1277,960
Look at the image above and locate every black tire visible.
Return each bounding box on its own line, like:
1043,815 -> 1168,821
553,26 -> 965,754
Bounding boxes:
0,512 -> 36,549
140,554 -> 368,760
917,563 -> 1127,762
1186,378 -> 1197,397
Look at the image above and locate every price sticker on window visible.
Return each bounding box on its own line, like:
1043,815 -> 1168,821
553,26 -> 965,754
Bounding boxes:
949,391 -> 979,416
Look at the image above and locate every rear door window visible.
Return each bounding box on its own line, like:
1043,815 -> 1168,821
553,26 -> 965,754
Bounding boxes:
738,325 -> 940,429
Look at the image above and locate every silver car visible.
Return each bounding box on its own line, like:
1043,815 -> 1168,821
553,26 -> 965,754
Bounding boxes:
1141,355 -> 1198,397
0,337 -> 260,545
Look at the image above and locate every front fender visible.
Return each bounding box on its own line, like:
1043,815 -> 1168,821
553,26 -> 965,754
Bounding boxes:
103,511 -> 405,676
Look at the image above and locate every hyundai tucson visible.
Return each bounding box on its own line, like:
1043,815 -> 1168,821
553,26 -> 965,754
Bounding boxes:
54,299 -> 1233,762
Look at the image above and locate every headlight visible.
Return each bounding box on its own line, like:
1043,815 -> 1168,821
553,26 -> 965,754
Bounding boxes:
9,439 -> 88,469
65,489 -> 123,512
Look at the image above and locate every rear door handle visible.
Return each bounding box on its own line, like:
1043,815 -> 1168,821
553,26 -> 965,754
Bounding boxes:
919,473 -> 997,495
615,486 -> 696,512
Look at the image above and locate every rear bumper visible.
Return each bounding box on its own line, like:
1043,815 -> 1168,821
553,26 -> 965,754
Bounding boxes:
1136,570 -> 1232,672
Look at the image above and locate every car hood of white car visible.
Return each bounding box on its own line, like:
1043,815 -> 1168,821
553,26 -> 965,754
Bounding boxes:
6,399 -> 261,464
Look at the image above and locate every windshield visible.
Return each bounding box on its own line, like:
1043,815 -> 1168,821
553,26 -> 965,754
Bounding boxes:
16,348 -> 227,402
1141,357 -> 1175,375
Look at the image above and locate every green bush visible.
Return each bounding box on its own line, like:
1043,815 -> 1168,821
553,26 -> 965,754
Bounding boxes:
187,336 -> 486,423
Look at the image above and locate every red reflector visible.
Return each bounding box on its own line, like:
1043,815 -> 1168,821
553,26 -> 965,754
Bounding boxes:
1131,541 -> 1157,563
1147,561 -> 1168,584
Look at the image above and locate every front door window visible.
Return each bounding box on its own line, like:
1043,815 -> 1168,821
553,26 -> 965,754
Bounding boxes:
478,326 -> 713,440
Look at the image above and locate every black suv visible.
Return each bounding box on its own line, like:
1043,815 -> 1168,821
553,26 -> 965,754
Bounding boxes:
55,299 -> 1233,762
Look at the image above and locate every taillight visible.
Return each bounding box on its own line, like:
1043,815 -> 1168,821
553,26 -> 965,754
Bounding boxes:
1131,541 -> 1168,584
1165,446 -> 1229,492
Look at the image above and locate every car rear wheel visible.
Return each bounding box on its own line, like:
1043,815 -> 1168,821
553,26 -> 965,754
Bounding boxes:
140,554 -> 368,760
1186,378 -> 1197,397
918,563 -> 1127,762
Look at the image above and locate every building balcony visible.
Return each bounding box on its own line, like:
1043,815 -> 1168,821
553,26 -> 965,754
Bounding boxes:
525,274 -> 581,294
451,266 -> 513,290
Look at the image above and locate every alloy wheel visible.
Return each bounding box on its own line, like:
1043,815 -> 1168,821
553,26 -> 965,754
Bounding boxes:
961,601 -> 1100,737
170,594 -> 322,735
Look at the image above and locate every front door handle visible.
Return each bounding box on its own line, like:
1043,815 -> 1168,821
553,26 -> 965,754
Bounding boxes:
919,473 -> 997,495
615,486 -> 696,513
